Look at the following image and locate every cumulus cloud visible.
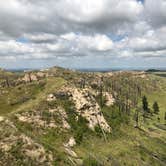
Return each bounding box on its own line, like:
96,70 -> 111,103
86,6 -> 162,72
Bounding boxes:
119,26 -> 166,52
61,33 -> 113,51
0,33 -> 114,59
56,0 -> 143,33
0,0 -> 166,68
144,0 -> 166,28
0,0 -> 144,37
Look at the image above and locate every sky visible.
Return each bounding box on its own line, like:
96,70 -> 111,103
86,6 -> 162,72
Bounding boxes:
0,0 -> 166,69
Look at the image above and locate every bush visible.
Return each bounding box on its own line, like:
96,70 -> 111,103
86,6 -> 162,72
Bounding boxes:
74,115 -> 90,144
102,105 -> 129,131
94,126 -> 103,138
83,156 -> 102,166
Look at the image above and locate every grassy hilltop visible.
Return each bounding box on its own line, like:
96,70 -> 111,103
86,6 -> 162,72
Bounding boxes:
0,67 -> 165,166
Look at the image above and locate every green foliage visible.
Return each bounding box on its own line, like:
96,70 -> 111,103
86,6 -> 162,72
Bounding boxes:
74,115 -> 90,144
94,126 -> 103,138
142,96 -> 149,113
83,156 -> 102,166
102,105 -> 130,131
153,101 -> 159,114
57,98 -> 91,144
0,82 -> 45,115
95,94 -> 106,108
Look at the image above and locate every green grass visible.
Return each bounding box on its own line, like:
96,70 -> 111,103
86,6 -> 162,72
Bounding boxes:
0,82 -> 45,115
74,122 -> 166,166
1,77 -> 66,117
146,91 -> 166,123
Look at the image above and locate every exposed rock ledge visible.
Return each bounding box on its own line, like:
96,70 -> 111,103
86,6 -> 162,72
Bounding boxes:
59,87 -> 111,133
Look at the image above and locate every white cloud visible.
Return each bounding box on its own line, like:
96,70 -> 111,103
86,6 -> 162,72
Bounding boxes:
0,33 -> 113,59
24,33 -> 58,43
0,0 -> 144,37
144,0 -> 166,28
57,0 -> 143,23
0,0 -> 166,68
121,26 -> 166,52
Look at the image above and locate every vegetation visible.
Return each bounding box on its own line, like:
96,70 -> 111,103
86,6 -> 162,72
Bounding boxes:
0,68 -> 165,165
142,96 -> 149,113
153,101 -> 160,114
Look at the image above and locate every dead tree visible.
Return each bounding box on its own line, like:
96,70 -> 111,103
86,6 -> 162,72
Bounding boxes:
28,73 -> 32,82
99,77 -> 104,108
5,77 -> 10,87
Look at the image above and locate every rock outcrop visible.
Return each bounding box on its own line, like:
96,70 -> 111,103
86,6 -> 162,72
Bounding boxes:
0,121 -> 53,165
57,87 -> 111,132
104,92 -> 115,106
71,88 -> 111,132
21,71 -> 47,83
47,94 -> 56,101
16,107 -> 70,130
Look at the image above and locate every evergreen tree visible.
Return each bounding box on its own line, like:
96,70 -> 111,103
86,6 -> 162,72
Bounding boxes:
153,101 -> 159,114
142,96 -> 149,113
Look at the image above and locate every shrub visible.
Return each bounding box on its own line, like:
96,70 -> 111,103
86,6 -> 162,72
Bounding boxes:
83,156 -> 102,166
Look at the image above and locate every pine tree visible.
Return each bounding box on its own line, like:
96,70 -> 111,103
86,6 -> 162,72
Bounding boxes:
153,101 -> 159,114
142,96 -> 149,113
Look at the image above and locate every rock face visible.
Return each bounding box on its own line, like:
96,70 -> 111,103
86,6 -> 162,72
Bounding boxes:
67,88 -> 111,132
22,72 -> 46,83
22,73 -> 38,82
104,92 -> 115,106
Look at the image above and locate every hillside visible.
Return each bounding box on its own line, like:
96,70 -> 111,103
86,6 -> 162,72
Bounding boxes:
0,67 -> 166,166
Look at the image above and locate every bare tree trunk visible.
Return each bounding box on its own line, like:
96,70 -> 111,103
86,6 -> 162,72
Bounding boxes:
5,77 -> 10,87
28,73 -> 32,82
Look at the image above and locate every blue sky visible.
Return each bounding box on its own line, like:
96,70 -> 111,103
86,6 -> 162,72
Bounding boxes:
0,0 -> 166,69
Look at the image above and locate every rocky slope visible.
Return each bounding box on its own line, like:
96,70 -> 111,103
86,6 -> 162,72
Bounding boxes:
0,67 -> 165,166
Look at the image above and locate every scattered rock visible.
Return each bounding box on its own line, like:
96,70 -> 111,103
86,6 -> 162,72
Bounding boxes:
65,148 -> 78,158
21,135 -> 52,163
64,137 -> 76,148
16,107 -> 70,130
0,116 -> 4,122
47,94 -> 56,101
49,108 -> 71,129
0,135 -> 18,152
16,112 -> 56,129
